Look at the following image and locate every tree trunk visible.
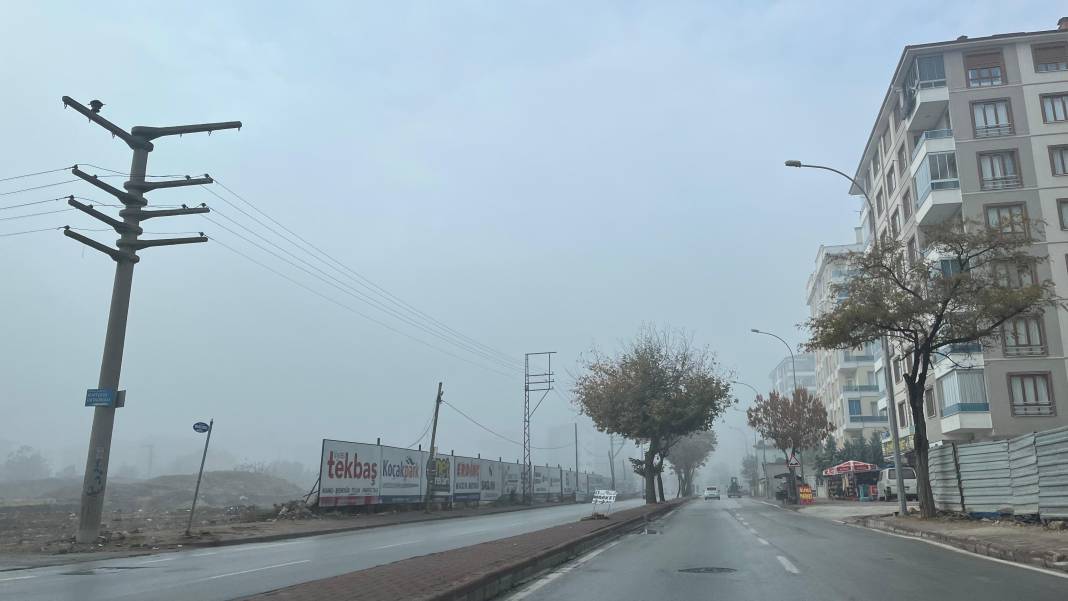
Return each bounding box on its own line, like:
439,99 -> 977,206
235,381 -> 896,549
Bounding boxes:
656,471 -> 666,502
675,471 -> 683,498
643,445 -> 657,504
908,384 -> 936,518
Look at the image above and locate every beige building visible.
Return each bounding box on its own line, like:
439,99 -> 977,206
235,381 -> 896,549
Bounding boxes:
806,241 -> 888,446
848,18 -> 1068,454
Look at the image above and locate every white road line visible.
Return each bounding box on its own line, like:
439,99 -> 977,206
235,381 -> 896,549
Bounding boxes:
505,536 -> 630,599
747,527 -> 759,536
372,540 -> 419,550
777,555 -> 800,574
854,523 -> 1068,580
224,541 -> 304,553
190,551 -> 220,557
0,575 -> 36,582
201,559 -> 310,581
757,537 -> 770,546
758,500 -> 785,510
138,556 -> 177,564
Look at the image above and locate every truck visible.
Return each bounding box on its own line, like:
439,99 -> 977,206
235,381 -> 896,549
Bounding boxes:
727,477 -> 742,498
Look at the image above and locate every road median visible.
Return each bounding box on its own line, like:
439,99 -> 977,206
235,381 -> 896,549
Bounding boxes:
241,498 -> 687,601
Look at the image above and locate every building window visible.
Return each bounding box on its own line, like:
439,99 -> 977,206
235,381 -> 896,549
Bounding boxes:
882,128 -> 892,156
893,358 -> 901,383
985,203 -> 1027,235
1008,373 -> 1055,416
937,369 -> 987,415
978,151 -> 1021,190
876,189 -> 884,216
1051,146 -> 1068,176
992,260 -> 1035,288
897,401 -> 909,426
890,209 -> 901,239
965,51 -> 1004,87
1058,199 -> 1068,230
1003,315 -> 1046,357
870,151 -> 880,177
1033,43 -> 1068,73
848,399 -> 861,416
898,145 -> 908,177
902,189 -> 912,220
885,169 -> 896,195
924,388 -> 936,418
1043,93 -> 1068,123
940,259 -> 964,277
972,99 -> 1013,137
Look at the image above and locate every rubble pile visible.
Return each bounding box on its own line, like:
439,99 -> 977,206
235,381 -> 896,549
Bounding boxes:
274,500 -> 318,520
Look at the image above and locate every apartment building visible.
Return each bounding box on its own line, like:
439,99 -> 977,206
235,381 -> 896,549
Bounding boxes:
768,353 -> 817,397
848,18 -> 1068,457
805,242 -> 889,446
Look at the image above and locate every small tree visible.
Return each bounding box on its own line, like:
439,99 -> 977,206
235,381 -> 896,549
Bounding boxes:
2,446 -> 51,481
747,389 -> 833,504
813,435 -> 841,481
805,218 -> 1059,517
574,326 -> 733,504
740,454 -> 760,492
667,430 -> 717,497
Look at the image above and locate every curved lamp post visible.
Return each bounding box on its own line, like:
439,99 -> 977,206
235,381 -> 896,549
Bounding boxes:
750,328 -> 798,393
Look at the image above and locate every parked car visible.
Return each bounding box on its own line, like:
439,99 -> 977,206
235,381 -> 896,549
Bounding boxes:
877,467 -> 917,501
703,486 -> 720,500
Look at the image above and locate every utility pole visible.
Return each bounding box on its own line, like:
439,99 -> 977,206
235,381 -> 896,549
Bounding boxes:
424,382 -> 444,513
62,97 -> 241,544
185,419 -> 213,536
573,423 -> 579,477
523,352 -> 555,505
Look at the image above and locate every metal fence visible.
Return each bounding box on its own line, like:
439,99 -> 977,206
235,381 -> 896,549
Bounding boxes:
929,425 -> 1068,520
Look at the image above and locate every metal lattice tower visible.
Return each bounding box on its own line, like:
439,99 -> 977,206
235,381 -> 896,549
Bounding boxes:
523,352 -> 554,504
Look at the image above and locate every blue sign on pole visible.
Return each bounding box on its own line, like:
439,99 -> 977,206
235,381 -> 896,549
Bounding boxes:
85,389 -> 117,408
193,421 -> 211,434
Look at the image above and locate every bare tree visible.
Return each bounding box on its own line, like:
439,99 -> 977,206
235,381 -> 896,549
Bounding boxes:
667,430 -> 717,497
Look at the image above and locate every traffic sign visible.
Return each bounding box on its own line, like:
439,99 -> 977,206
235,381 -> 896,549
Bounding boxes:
85,389 -> 116,408
787,453 -> 801,469
193,421 -> 211,434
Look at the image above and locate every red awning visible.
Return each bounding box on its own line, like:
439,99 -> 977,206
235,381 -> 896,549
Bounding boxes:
822,460 -> 878,476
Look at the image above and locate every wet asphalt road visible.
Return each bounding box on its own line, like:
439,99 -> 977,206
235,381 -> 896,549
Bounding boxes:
505,497 -> 1068,601
0,499 -> 642,601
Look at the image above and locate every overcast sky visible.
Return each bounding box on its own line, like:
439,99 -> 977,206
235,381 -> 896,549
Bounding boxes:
2,2 -> 1060,484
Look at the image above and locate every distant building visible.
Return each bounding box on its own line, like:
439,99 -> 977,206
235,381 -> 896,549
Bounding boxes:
767,353 -> 816,397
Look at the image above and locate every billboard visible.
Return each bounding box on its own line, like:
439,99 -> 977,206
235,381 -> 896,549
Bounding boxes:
502,462 -> 522,496
479,459 -> 503,502
562,469 -> 576,496
319,439 -> 381,507
548,467 -> 562,499
533,465 -> 549,497
380,446 -> 425,503
428,453 -> 452,499
453,456 -> 482,502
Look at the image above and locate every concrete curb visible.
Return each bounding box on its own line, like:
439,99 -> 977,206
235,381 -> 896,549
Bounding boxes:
855,516 -> 1068,574
427,499 -> 687,601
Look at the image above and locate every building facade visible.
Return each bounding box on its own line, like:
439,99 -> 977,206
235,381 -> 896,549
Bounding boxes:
848,19 -> 1068,456
768,353 -> 817,397
806,241 -> 889,446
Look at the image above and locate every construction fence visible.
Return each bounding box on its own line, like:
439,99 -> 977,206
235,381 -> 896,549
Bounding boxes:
316,438 -> 614,508
928,425 -> 1068,520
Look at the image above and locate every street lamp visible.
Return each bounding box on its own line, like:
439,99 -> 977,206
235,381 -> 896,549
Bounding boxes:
750,328 -> 798,393
730,379 -> 769,499
784,158 -> 908,516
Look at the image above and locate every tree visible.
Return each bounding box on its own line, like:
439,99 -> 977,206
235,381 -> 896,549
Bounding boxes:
2,446 -> 51,481
746,389 -> 832,504
868,430 -> 886,466
574,326 -> 733,504
667,430 -> 718,497
813,435 -> 841,480
805,218 -> 1059,517
740,454 -> 760,492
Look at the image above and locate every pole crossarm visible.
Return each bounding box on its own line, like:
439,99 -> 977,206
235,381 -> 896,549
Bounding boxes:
61,96 -> 147,150
132,122 -> 242,140
126,176 -> 213,192
67,197 -> 139,234
71,168 -> 142,205
128,205 -> 211,220
122,236 -> 208,250
62,227 -> 137,263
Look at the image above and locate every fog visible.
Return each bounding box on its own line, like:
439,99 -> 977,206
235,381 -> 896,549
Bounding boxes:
2,2 -> 1057,489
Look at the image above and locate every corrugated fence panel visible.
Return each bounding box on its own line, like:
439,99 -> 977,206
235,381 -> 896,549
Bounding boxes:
1008,433 -> 1039,516
929,445 -> 962,512
957,440 -> 1012,515
1036,425 -> 1068,520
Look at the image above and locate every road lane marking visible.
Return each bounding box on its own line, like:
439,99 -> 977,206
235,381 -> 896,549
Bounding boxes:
372,540 -> 419,550
854,523 -> 1068,580
757,537 -> 770,545
138,556 -> 177,564
505,536 -> 630,599
758,500 -> 785,510
0,575 -> 36,582
202,559 -> 310,581
777,556 -> 800,574
190,551 -> 220,557
747,527 -> 759,536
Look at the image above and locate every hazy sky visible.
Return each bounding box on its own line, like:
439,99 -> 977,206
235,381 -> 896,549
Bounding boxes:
2,2 -> 1061,482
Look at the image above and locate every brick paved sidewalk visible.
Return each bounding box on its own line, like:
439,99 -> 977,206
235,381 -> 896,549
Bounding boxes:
855,514 -> 1068,573
242,501 -> 680,601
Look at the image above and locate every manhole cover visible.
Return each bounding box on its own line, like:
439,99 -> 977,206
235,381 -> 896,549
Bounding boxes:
678,567 -> 737,574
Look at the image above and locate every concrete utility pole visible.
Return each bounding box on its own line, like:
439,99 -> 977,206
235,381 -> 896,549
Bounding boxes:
424,382 -> 444,513
573,423 -> 579,477
62,97 -> 241,544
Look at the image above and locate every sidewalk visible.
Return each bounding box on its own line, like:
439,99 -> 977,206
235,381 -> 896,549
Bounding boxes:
854,514 -> 1068,573
241,500 -> 683,601
796,498 -> 917,521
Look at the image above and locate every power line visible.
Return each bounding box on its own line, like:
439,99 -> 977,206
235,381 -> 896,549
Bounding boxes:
0,195 -> 70,211
406,412 -> 435,449
0,179 -> 81,197
203,207 -> 521,373
0,226 -> 64,238
441,400 -> 572,450
210,177 -> 522,369
0,208 -> 76,222
207,232 -> 516,379
0,166 -> 74,183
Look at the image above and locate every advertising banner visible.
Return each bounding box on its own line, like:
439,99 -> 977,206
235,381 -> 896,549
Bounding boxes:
479,459 -> 503,502
502,462 -> 522,496
319,439 -> 381,507
548,467 -> 562,500
533,465 -> 549,497
562,469 -> 576,496
453,455 -> 482,502
428,453 -> 452,499
379,446 -> 425,504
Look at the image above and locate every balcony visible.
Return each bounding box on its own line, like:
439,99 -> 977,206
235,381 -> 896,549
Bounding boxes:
980,175 -> 1022,191
842,384 -> 880,393
915,154 -> 961,226
844,413 -> 889,431
911,129 -> 954,161
974,123 -> 1014,138
841,352 -> 875,367
941,402 -> 992,437
908,87 -> 949,132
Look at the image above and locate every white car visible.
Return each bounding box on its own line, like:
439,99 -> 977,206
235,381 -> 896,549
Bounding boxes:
877,467 -> 918,501
703,486 -> 720,500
